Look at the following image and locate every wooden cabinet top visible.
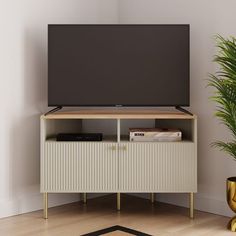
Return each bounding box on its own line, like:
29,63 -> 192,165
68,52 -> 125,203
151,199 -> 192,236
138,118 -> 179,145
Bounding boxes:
41,109 -> 197,120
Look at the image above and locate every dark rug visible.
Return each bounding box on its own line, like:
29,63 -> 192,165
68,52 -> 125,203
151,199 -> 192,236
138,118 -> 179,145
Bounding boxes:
81,225 -> 152,236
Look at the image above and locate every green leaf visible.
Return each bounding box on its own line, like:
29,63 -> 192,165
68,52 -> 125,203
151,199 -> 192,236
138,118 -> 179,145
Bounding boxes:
208,35 -> 236,159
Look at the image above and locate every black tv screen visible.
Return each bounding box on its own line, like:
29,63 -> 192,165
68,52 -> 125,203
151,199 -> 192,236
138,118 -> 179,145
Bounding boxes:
48,24 -> 189,107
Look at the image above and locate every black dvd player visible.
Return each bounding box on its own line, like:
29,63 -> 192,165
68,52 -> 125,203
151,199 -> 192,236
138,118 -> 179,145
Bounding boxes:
56,133 -> 103,141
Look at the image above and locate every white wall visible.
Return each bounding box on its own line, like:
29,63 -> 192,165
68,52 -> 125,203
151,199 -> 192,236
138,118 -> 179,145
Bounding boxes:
118,0 -> 236,217
0,0 -> 118,218
1,0 -> 236,219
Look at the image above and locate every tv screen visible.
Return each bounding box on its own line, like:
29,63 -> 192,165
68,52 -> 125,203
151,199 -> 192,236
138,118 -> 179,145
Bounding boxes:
48,24 -> 190,107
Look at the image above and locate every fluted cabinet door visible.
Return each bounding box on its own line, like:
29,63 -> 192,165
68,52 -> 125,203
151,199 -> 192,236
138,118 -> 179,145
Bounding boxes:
119,142 -> 197,192
41,142 -> 118,192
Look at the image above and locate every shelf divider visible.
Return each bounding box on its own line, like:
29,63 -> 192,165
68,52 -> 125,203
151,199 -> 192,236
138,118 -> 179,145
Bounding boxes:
117,119 -> 120,143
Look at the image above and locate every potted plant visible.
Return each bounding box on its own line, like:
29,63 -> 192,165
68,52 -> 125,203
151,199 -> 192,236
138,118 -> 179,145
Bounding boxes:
208,35 -> 236,231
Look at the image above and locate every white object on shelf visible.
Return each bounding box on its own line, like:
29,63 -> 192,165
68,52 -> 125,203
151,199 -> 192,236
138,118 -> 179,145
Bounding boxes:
129,128 -> 182,142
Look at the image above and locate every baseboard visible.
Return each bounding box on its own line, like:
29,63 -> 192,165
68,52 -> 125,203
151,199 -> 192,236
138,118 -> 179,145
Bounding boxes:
158,193 -> 233,217
128,193 -> 233,217
0,193 -> 80,219
0,192 -> 110,219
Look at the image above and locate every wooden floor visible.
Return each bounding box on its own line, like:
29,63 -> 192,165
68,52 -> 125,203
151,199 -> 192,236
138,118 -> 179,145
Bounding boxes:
0,194 -> 234,236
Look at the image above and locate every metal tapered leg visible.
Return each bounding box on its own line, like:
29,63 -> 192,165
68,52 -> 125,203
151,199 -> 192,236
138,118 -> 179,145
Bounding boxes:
150,193 -> 155,204
117,193 -> 120,211
189,192 -> 194,219
83,193 -> 87,204
43,193 -> 48,219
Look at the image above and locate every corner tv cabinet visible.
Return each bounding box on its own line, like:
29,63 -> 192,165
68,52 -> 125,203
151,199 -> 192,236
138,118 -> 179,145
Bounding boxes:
40,109 -> 197,219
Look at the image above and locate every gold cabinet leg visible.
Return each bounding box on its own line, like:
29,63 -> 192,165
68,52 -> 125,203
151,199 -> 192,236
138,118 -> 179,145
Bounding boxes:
150,193 -> 155,204
83,193 -> 87,204
117,193 -> 121,211
43,193 -> 48,219
189,192 -> 194,219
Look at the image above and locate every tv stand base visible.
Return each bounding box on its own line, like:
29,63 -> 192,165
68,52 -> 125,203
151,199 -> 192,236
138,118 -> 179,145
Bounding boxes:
41,110 -> 197,219
175,106 -> 193,116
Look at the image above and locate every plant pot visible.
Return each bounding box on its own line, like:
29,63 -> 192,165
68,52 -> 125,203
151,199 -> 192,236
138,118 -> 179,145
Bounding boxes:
227,177 -> 236,231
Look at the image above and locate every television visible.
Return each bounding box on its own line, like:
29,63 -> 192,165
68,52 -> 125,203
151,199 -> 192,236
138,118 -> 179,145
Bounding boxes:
48,24 -> 190,107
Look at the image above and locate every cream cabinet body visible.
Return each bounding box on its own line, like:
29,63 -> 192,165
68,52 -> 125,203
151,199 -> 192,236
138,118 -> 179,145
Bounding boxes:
40,110 -> 197,201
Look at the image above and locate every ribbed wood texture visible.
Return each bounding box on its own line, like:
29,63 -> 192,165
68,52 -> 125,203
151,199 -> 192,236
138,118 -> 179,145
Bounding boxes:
41,142 -> 118,192
119,142 -> 197,192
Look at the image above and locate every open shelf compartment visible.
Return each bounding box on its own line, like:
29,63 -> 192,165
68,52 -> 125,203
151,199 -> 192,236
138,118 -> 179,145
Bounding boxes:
120,118 -> 196,143
41,118 -> 118,143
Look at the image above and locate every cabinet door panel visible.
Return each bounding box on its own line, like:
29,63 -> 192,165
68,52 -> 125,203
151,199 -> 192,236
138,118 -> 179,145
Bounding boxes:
41,142 -> 118,192
119,142 -> 196,192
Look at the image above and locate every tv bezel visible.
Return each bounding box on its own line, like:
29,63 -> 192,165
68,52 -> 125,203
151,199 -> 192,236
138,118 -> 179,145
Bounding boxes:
48,24 -> 190,107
